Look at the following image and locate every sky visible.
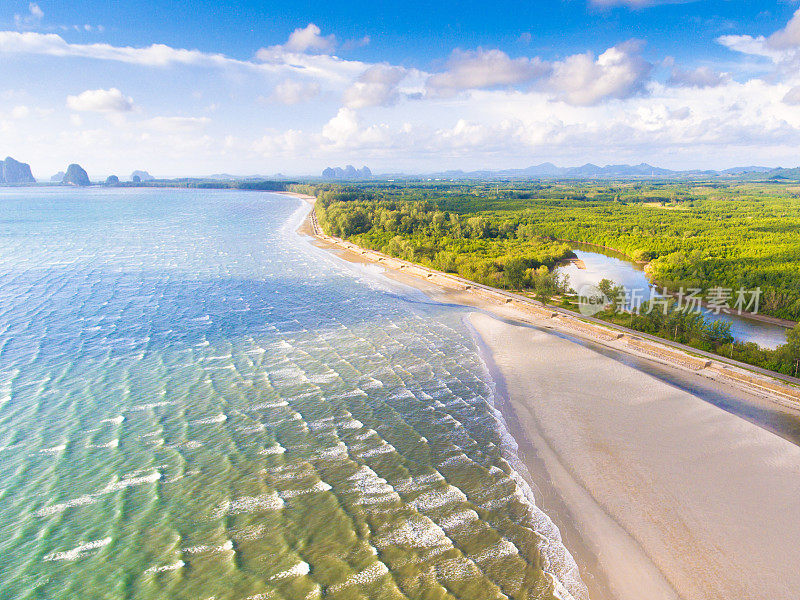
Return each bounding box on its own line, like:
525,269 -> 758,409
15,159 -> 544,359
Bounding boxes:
2,1 -> 800,178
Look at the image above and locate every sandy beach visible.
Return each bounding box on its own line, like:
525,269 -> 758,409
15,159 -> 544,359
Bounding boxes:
290,193 -> 800,600
472,311 -> 800,600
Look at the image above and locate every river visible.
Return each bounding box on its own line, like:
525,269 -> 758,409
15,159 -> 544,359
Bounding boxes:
557,245 -> 789,349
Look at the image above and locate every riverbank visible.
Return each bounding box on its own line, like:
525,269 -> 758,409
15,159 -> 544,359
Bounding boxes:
287,191 -> 800,600
560,241 -> 796,331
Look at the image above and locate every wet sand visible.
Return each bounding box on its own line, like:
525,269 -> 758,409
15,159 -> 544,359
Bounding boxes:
471,311 -> 800,600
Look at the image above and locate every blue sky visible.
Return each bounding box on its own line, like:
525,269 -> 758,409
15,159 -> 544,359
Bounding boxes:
2,0 -> 800,177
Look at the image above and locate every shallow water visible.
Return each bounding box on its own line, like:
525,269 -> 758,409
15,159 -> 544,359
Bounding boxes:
0,188 -> 584,600
558,246 -> 789,349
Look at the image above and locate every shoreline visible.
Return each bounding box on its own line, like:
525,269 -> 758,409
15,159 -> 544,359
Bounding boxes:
283,191 -> 800,406
287,191 -> 800,600
470,311 -> 800,600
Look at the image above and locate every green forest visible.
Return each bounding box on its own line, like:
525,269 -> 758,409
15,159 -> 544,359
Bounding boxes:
294,181 -> 800,377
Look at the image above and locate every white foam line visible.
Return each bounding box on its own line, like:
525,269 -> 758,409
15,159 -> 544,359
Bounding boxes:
43,537 -> 111,561
145,560 -> 185,574
214,492 -> 284,517
259,444 -> 286,455
37,472 -> 161,517
279,480 -> 331,499
270,560 -> 310,580
183,540 -> 234,554
87,439 -> 119,449
191,413 -> 227,424
39,444 -> 66,455
102,471 -> 162,493
128,401 -> 174,411
329,561 -> 389,592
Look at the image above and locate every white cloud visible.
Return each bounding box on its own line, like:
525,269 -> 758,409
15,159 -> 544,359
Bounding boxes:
783,86 -> 800,106
67,88 -> 135,112
322,108 -> 360,144
343,64 -> 407,108
340,35 -> 371,52
0,31 -> 365,85
14,3 -> 43,30
270,79 -> 321,105
253,128 -> 314,156
0,31 -> 243,68
11,105 -> 30,118
283,24 -> 336,53
547,41 -> 652,105
717,10 -> 800,66
255,23 -> 339,63
766,9 -> 800,50
426,49 -> 550,96
668,106 -> 691,120
8,15 -> 800,174
667,66 -> 729,88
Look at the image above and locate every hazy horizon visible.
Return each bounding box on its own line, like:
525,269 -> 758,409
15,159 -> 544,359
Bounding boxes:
4,159 -> 796,182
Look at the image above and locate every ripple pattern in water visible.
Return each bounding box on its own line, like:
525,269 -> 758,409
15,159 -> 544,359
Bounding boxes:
0,188 -> 586,600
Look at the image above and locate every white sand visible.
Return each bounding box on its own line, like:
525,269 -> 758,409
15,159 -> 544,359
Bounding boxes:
470,310 -> 800,600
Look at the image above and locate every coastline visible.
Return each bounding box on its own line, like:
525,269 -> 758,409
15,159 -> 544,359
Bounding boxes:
286,191 -> 800,600
283,191 -> 800,404
470,310 -> 800,600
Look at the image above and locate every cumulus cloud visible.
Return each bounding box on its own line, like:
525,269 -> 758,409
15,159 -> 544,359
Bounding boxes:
343,64 -> 407,108
14,3 -> 43,30
717,9 -> 800,64
547,41 -> 652,105
320,107 -> 394,149
255,23 -> 337,61
668,106 -> 691,120
283,24 -> 336,53
67,88 -> 135,112
9,11 -> 800,173
252,128 -> 313,157
271,79 -> 321,104
667,66 -> 729,88
783,86 -> 800,106
766,9 -> 800,50
322,107 -> 360,143
426,48 -> 550,96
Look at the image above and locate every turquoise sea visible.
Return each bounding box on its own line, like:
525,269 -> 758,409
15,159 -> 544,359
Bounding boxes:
0,188 -> 585,600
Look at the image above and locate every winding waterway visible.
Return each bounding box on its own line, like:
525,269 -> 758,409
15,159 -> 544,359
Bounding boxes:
558,245 -> 789,349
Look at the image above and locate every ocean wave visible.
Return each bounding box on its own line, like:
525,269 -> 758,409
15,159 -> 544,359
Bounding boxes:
145,560 -> 185,574
43,537 -> 111,562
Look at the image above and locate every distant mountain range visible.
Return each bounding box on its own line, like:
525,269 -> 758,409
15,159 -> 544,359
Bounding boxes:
322,165 -> 373,180
6,156 -> 800,186
380,162 -> 799,181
